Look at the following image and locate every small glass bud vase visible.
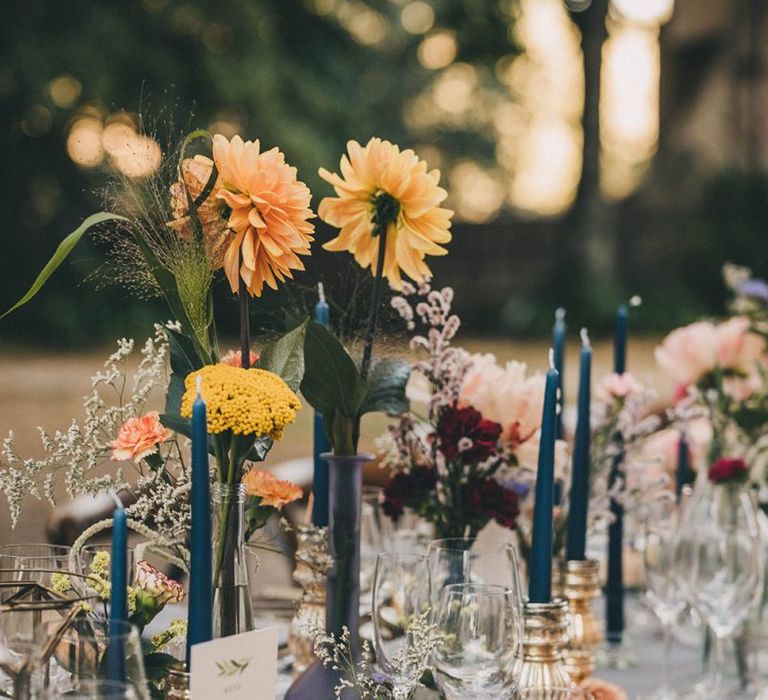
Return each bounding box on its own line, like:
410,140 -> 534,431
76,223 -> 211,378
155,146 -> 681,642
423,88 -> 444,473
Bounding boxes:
212,482 -> 254,638
288,524 -> 330,675
514,598 -> 572,691
555,559 -> 602,683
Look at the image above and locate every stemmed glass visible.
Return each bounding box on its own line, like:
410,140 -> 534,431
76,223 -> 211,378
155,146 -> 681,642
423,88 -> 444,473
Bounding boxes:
639,495 -> 686,700
432,583 -> 518,699
371,552 -> 431,700
677,482 -> 763,698
0,544 -> 71,587
427,538 -> 474,606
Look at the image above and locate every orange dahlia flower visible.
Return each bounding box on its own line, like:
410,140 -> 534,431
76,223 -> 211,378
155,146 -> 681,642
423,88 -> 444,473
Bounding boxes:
243,469 -> 303,508
220,349 -> 260,368
111,412 -> 172,463
318,138 -> 453,289
211,135 -> 315,297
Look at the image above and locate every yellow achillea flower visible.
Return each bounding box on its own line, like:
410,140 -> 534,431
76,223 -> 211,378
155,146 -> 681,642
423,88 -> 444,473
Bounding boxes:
180,364 -> 301,439
318,137 -> 453,289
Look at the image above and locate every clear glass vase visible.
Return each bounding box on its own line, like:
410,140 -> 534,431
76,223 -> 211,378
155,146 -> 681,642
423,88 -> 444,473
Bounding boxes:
211,483 -> 253,638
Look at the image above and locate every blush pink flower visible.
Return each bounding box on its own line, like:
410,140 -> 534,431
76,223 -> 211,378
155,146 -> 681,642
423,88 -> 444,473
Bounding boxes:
655,321 -> 719,387
459,355 -> 545,447
220,349 -> 260,368
715,316 -> 765,370
595,371 -> 645,404
578,678 -> 629,700
111,412 -> 172,463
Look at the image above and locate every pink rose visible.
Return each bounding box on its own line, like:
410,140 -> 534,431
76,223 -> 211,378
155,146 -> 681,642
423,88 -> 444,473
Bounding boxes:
715,316 -> 765,370
595,371 -> 645,404
655,321 -> 718,387
111,412 -> 172,463
459,354 -> 545,447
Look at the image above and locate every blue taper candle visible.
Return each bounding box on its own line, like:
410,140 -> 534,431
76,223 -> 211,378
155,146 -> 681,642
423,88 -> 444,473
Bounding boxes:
528,351 -> 559,604
311,283 -> 332,527
107,495 -> 127,682
187,375 -> 212,665
553,308 -> 566,440
614,304 -> 627,375
566,329 -> 592,561
676,433 -> 689,502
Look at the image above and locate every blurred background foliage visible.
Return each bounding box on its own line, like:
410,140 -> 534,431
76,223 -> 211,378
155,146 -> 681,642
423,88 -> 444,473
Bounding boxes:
1,0 -> 766,346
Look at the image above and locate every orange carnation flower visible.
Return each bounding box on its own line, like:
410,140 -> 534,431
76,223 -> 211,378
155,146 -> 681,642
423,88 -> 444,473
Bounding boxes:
211,135 -> 315,297
579,678 -> 629,700
318,138 -> 453,289
243,469 -> 303,508
220,349 -> 260,368
111,412 -> 172,463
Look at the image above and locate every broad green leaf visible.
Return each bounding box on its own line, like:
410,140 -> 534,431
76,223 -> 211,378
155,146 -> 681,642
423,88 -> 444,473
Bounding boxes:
163,373 -> 187,425
159,412 -> 191,439
143,652 -> 179,682
246,436 -> 273,463
256,318 -> 308,392
360,356 -> 411,416
1,212 -> 128,319
167,328 -> 204,378
301,321 -> 367,419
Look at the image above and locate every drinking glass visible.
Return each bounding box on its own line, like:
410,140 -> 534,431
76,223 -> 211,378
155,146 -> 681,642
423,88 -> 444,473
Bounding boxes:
372,552 -> 431,699
52,619 -> 149,699
639,496 -> 686,700
433,583 -> 517,699
0,544 -> 71,587
76,544 -> 136,584
676,482 -> 763,698
0,603 -> 49,698
39,679 -> 140,699
360,492 -> 384,593
427,538 -> 474,606
517,689 -> 595,700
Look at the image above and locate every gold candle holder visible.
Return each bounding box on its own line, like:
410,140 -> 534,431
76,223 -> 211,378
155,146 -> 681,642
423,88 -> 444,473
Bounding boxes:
555,559 -> 603,683
514,598 -> 572,691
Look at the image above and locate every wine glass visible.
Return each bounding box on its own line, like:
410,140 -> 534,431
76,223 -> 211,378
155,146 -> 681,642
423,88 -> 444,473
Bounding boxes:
0,544 -> 71,587
360,492 -> 384,593
517,689 -> 595,700
432,583 -> 517,699
371,552 -> 431,700
52,619 -> 149,699
427,538 -> 474,606
38,678 -> 140,698
676,482 -> 763,698
0,604 -> 49,698
638,495 -> 686,700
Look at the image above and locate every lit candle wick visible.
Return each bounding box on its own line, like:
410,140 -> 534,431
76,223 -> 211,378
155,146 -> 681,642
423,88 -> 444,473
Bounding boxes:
318,281 -> 326,305
555,307 -> 566,323
580,327 -> 591,348
629,294 -> 643,307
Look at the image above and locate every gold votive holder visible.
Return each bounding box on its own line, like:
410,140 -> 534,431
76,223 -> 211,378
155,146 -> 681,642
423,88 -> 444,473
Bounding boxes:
555,558 -> 603,683
514,598 -> 572,691
164,663 -> 191,699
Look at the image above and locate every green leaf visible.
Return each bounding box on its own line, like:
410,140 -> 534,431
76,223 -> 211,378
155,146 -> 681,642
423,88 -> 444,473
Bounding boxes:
246,436 -> 273,463
360,357 -> 411,416
244,500 -> 274,541
167,328 -> 204,378
256,319 -> 308,392
301,321 -> 367,419
1,212 -> 128,319
143,652 -> 180,682
163,373 -> 187,424
159,412 -> 191,439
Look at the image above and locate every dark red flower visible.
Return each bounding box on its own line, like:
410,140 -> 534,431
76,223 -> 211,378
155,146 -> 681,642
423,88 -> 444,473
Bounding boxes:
708,457 -> 749,484
382,467 -> 437,519
462,478 -> 520,529
437,406 -> 502,464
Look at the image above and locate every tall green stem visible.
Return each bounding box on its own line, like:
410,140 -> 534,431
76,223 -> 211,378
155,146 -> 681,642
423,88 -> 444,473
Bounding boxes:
352,228 -> 388,451
238,252 -> 251,370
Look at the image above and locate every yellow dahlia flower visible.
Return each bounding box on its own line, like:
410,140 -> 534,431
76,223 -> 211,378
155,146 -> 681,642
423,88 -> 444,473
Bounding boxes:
180,364 -> 301,438
212,135 -> 315,297
318,138 -> 453,288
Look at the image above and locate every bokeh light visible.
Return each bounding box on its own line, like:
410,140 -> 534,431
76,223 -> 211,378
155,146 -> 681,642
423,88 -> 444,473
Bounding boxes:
418,31 -> 457,70
48,75 -> 82,109
401,1 -> 435,35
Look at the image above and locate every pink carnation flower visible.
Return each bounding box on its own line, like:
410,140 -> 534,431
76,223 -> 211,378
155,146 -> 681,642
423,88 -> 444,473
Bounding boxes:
111,412 -> 172,463
135,561 -> 186,604
459,354 -> 545,447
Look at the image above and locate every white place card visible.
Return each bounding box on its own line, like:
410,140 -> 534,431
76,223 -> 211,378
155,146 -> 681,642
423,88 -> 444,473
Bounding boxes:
190,627 -> 279,699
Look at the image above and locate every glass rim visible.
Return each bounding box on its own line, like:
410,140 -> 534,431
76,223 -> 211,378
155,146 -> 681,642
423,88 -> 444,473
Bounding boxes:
80,543 -> 136,551
440,582 -> 511,597
62,618 -> 141,640
0,543 -> 71,555
375,551 -> 428,563
427,537 -> 477,552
